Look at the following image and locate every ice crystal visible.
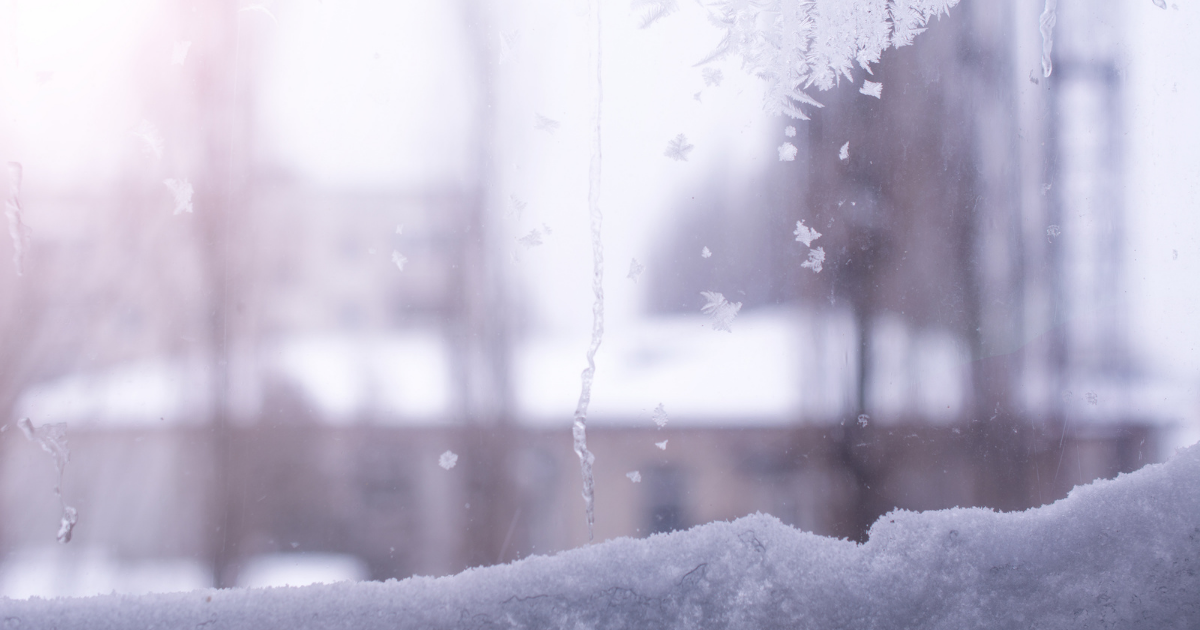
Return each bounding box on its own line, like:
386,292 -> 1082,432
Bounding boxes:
626,471 -> 642,483
1172,249 -> 1179,261
701,246 -> 712,258
133,120 -> 164,160
171,40 -> 191,65
651,403 -> 669,428
1086,392 -> 1098,406
5,162 -> 31,276
664,134 -> 694,161
632,0 -> 678,28
860,80 -> 883,98
1046,225 -> 1061,242
509,195 -> 527,219
163,178 -> 193,215
778,142 -> 798,161
701,67 -> 724,87
784,125 -> 796,137
701,291 -> 743,332
1039,0 -> 1057,78
534,114 -> 560,134
802,246 -> 826,273
518,229 -> 544,248
627,258 -> 645,282
655,440 -> 668,450
17,418 -> 77,543
858,414 -> 870,427
793,220 -> 822,247
239,2 -> 278,22
391,251 -> 407,271
839,141 -> 850,161
1152,0 -> 1166,8
703,0 -> 959,118
395,224 -> 404,235
438,450 -> 458,470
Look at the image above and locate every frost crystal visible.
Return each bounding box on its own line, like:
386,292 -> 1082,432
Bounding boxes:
391,251 -> 408,271
839,141 -> 850,161
664,134 -> 694,161
626,471 -> 642,483
5,162 -> 32,276
655,440 -> 668,450
793,220 -> 822,247
701,246 -> 712,258
860,80 -> 883,99
133,120 -> 164,160
1173,249 -> 1179,260
1039,0 -> 1057,78
438,450 -> 458,470
632,0 -> 679,28
704,0 -> 959,118
171,40 -> 191,65
518,229 -> 544,248
802,246 -> 826,273
651,403 -> 669,428
701,67 -> 724,87
1085,392 -> 1098,406
857,414 -> 870,427
509,195 -> 527,219
534,114 -> 560,134
627,258 -> 645,282
395,224 -> 404,235
778,142 -> 798,162
700,291 -> 743,332
784,126 -> 796,137
163,178 -> 193,215
239,2 -> 278,22
1152,0 -> 1166,8
17,418 -> 77,543
1046,224 -> 1061,242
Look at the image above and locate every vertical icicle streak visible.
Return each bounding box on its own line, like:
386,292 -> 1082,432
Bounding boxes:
572,0 -> 604,543
1039,0 -> 1057,78
5,162 -> 31,276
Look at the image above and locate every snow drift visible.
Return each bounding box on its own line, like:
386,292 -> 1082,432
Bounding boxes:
3,443 -> 1198,628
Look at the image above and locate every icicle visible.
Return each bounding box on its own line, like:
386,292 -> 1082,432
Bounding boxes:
17,418 -> 77,543
573,0 -> 605,544
5,162 -> 31,276
1040,0 -> 1057,78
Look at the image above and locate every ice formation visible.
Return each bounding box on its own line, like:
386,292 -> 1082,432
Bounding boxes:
655,440 -> 669,450
1040,0 -> 1057,78
4,162 -> 31,276
626,471 -> 642,483
860,80 -> 883,98
700,291 -> 742,332
651,403 -> 669,428
802,246 -> 825,273
663,134 -> 694,161
784,126 -> 796,137
700,246 -> 712,259
534,114 -> 560,134
171,41 -> 191,65
133,120 -> 164,160
632,0 -> 679,28
16,418 -> 77,543
391,251 -> 407,271
701,67 -> 723,87
839,141 -> 850,161
517,229 -> 543,248
5,444 -> 1196,628
704,0 -> 959,118
857,414 -> 870,427
437,450 -> 457,470
778,142 -> 798,161
626,258 -> 645,282
793,220 -> 822,247
163,178 -> 193,215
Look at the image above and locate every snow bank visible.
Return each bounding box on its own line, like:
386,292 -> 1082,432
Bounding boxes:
3,444 -> 1198,628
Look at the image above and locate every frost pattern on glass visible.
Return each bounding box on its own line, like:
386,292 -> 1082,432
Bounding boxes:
1152,0 -> 1166,8
701,291 -> 743,332
857,414 -> 870,427
1045,225 -> 1061,242
163,178 -> 193,215
701,67 -> 724,87
1086,392 -> 1098,406
133,120 -> 164,160
704,0 -> 959,118
395,223 -> 404,235
517,229 -> 544,248
509,195 -> 527,219
784,125 -> 796,137
438,450 -> 458,470
627,257 -> 645,282
793,220 -> 822,247
651,403 -> 669,428
1039,0 -> 1057,78
839,141 -> 850,161
5,162 -> 32,276
391,251 -> 408,271
701,246 -> 712,258
778,142 -> 798,161
239,2 -> 278,22
17,418 -> 77,543
632,0 -> 678,28
655,440 -> 668,450
860,80 -> 883,98
663,134 -> 694,161
573,0 -> 605,543
534,114 -> 560,134
626,471 -> 641,483
171,40 -> 191,65
802,246 -> 826,273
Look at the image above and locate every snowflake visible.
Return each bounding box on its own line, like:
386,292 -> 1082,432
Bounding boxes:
392,251 -> 408,271
627,471 -> 642,483
701,246 -> 712,258
655,440 -> 668,450
134,120 -> 164,160
701,291 -> 743,332
702,67 -> 724,87
784,126 -> 796,137
664,134 -> 694,161
534,114 -> 560,134
778,142 -> 798,162
518,229 -> 544,248
509,195 -> 527,219
651,403 -> 669,428
163,178 -> 193,215
627,258 -> 645,282
839,142 -> 850,161
802,246 -> 825,273
793,220 -> 822,247
860,80 -> 883,98
395,224 -> 404,235
438,450 -> 458,470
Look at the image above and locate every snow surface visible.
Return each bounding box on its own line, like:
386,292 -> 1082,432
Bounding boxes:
3,443 -> 1197,628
